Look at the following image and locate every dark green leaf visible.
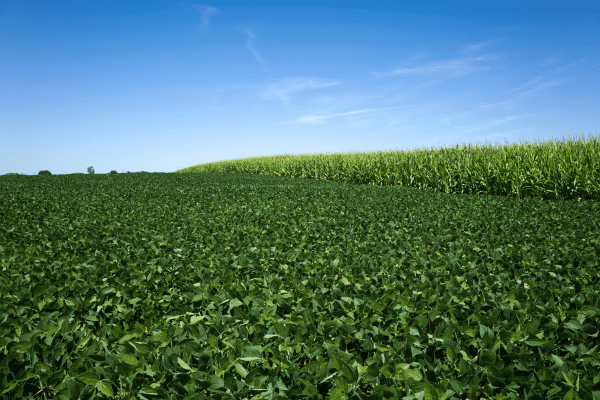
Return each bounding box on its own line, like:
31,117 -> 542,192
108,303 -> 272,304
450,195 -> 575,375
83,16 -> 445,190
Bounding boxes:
76,371 -> 99,386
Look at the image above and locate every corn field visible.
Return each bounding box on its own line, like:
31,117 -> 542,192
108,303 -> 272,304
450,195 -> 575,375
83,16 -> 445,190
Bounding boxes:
175,133 -> 600,201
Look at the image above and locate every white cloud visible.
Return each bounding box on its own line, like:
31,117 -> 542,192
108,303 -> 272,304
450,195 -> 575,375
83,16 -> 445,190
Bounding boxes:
372,54 -> 497,80
261,78 -> 342,104
296,106 -> 409,124
480,80 -> 562,109
538,53 -> 563,67
391,56 -> 491,76
517,80 -> 562,99
460,38 -> 504,53
479,100 -> 513,110
194,5 -> 218,26
505,76 -> 545,94
489,115 -> 528,125
240,27 -> 267,68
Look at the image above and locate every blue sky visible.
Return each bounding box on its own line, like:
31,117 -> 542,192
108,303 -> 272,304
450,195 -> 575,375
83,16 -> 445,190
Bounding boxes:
1,0 -> 598,175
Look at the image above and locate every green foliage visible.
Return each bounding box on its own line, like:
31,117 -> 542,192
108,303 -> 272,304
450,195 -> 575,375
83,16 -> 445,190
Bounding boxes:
3,173 -> 26,176
0,171 -> 599,398
37,170 -> 52,176
87,166 -> 95,175
175,133 -> 600,201
110,170 -> 118,174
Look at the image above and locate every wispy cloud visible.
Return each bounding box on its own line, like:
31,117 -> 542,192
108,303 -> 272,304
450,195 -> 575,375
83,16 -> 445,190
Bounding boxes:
567,56 -> 592,67
240,27 -> 267,68
261,78 -> 342,104
460,39 -> 504,53
394,56 -> 493,75
191,5 -> 218,26
516,80 -> 562,98
372,55 -> 497,80
202,6 -> 218,25
479,80 -> 562,110
489,115 -> 528,125
504,76 -> 545,94
538,53 -> 563,67
296,106 -> 410,124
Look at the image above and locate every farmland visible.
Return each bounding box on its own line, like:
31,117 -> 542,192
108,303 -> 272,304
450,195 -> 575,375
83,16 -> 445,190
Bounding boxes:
1,135 -> 600,399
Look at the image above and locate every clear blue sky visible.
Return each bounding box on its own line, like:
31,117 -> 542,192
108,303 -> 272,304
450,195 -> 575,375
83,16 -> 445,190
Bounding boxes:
1,0 -> 598,175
